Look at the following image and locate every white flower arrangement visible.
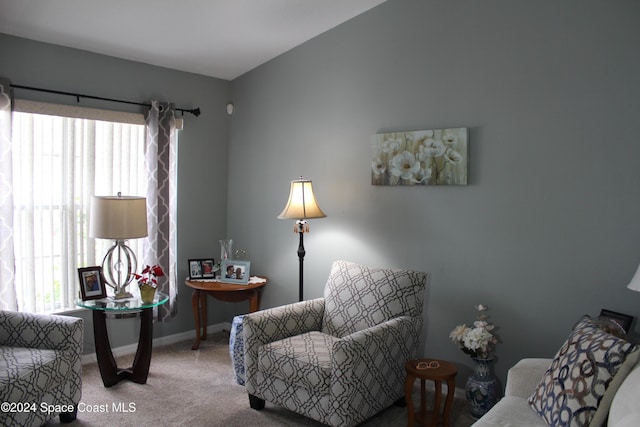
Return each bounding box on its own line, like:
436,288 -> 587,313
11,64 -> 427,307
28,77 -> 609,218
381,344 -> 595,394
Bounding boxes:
449,304 -> 498,359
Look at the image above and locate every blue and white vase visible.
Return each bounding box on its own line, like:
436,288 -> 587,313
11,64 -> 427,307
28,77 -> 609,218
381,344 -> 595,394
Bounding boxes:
229,315 -> 245,385
465,356 -> 499,419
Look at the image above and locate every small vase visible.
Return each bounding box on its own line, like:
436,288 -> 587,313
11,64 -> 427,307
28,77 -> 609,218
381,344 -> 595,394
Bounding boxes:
219,239 -> 233,261
140,285 -> 156,304
465,357 -> 499,419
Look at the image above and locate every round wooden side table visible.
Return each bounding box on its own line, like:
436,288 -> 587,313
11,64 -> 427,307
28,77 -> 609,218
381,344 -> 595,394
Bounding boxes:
404,358 -> 457,427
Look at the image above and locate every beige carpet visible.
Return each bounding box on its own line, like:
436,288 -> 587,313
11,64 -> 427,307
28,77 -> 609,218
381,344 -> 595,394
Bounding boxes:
47,332 -> 475,427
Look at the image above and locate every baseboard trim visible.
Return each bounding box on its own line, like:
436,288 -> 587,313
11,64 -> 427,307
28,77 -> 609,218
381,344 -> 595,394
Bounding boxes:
81,321 -> 232,365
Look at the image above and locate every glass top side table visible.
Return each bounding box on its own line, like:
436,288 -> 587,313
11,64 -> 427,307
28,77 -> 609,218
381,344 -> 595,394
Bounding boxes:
76,292 -> 168,387
76,292 -> 169,311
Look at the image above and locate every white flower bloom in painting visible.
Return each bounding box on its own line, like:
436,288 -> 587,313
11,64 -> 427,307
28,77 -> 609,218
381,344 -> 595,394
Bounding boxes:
371,159 -> 386,176
383,137 -> 402,154
442,133 -> 457,145
416,145 -> 431,162
444,149 -> 463,163
411,166 -> 432,184
422,139 -> 446,157
413,130 -> 434,141
390,151 -> 420,180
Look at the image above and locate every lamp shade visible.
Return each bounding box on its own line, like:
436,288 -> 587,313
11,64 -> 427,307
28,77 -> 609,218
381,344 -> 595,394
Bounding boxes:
89,195 -> 148,240
278,178 -> 326,220
628,263 -> 640,292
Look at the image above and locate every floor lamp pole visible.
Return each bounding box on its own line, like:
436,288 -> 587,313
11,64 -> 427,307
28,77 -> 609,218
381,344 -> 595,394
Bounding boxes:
296,221 -> 306,302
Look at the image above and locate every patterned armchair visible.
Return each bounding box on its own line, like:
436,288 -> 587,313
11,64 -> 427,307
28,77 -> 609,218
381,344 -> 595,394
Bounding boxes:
243,260 -> 428,427
0,310 -> 83,426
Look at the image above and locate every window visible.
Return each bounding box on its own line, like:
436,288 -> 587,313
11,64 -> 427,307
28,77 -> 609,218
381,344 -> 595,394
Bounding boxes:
11,100 -> 146,313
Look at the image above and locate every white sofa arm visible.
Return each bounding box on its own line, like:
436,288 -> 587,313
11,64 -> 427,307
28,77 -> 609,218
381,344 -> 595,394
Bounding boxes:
609,360 -> 640,427
504,358 -> 551,399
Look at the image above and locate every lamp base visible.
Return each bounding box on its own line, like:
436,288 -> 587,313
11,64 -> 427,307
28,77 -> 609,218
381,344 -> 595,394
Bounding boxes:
113,290 -> 134,300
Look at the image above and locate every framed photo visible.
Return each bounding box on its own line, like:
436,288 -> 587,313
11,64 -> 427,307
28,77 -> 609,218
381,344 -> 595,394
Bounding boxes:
188,259 -> 216,279
78,266 -> 107,300
599,309 -> 634,334
221,259 -> 250,284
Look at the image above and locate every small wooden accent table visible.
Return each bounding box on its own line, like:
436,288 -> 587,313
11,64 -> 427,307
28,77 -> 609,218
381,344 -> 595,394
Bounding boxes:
185,276 -> 267,350
404,358 -> 457,427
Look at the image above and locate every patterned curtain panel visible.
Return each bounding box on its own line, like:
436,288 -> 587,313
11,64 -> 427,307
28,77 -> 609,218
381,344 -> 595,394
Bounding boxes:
144,101 -> 178,320
0,78 -> 17,311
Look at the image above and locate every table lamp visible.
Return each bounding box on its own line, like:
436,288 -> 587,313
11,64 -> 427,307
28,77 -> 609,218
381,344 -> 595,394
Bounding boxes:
278,177 -> 326,301
90,193 -> 148,299
627,263 -> 640,292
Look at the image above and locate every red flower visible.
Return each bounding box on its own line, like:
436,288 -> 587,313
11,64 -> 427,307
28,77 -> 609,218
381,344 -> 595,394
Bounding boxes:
136,264 -> 165,289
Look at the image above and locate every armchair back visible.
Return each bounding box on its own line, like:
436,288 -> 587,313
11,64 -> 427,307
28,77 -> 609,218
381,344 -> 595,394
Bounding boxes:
321,260 -> 427,338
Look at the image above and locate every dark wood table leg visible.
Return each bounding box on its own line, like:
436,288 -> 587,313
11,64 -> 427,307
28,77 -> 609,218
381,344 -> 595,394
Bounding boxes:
129,307 -> 153,384
443,377 -> 456,427
93,308 -> 154,387
191,289 -> 201,350
92,310 -> 120,387
433,379 -> 442,426
404,373 -> 415,427
201,291 -> 208,340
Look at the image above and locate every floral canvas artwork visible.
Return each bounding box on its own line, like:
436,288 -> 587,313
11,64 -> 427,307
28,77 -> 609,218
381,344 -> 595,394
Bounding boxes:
371,127 -> 468,185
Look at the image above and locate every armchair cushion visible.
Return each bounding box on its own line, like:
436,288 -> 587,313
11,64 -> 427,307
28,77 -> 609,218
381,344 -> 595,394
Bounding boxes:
259,331 -> 339,394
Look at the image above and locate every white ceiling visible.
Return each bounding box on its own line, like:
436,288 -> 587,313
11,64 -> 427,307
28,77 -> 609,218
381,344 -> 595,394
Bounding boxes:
0,0 -> 386,81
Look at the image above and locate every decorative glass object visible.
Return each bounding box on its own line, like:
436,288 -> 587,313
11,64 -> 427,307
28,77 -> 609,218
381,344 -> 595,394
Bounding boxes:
465,357 -> 499,419
220,239 -> 233,262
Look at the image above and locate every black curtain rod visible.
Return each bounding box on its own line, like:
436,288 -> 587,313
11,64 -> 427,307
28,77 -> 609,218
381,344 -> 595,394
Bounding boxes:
11,84 -> 201,117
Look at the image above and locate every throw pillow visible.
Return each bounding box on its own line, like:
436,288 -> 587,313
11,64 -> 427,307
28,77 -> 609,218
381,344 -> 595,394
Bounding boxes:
528,316 -> 638,427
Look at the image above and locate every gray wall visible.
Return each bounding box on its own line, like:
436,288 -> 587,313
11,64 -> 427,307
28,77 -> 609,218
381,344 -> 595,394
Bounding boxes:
227,0 -> 640,384
0,34 -> 234,353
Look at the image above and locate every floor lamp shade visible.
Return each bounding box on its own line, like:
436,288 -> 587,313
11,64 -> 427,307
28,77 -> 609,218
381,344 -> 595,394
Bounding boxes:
278,178 -> 326,221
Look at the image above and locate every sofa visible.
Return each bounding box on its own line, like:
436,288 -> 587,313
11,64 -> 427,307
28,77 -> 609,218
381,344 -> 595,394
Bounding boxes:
472,316 -> 640,427
0,310 -> 83,427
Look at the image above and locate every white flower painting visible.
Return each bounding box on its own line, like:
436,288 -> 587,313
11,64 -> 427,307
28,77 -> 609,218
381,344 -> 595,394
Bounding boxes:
371,128 -> 468,185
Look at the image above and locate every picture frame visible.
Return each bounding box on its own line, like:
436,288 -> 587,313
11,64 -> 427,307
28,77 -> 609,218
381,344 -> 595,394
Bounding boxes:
78,266 -> 107,300
598,309 -> 634,334
188,258 -> 216,279
221,259 -> 251,284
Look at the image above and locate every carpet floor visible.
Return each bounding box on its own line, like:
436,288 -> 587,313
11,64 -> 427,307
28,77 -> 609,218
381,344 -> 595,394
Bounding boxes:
46,332 -> 476,427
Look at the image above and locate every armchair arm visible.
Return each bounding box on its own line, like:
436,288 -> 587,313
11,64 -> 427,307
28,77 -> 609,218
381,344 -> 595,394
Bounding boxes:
243,298 -> 325,394
504,358 -> 552,399
0,310 -> 83,354
327,315 -> 423,426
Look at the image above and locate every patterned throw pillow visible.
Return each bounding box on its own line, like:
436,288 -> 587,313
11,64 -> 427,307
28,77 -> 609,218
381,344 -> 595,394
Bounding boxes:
528,316 -> 639,427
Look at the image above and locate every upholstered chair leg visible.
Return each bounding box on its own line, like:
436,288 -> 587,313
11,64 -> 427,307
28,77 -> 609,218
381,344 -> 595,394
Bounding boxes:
249,394 -> 265,410
59,405 -> 78,423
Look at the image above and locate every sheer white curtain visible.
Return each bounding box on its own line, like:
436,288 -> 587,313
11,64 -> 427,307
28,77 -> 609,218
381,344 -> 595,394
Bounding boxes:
0,78 -> 17,310
9,101 -> 145,313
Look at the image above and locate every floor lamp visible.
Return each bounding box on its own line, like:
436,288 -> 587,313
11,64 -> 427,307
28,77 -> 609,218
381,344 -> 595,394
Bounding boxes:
278,177 -> 326,301
90,193 -> 148,299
